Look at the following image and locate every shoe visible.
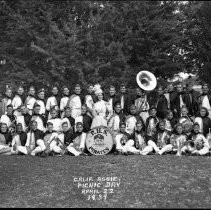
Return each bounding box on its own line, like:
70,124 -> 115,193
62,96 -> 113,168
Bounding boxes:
80,152 -> 88,156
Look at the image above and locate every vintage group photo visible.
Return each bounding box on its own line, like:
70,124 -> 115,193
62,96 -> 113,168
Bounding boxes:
0,0 -> 211,208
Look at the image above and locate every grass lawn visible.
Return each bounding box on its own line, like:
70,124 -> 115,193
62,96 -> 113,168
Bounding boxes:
0,154 -> 211,208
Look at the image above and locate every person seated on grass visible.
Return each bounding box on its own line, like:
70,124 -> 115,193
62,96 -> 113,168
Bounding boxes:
31,103 -> 46,132
108,103 -> 126,136
43,122 -> 64,156
164,110 -> 178,132
168,123 -> 187,156
153,120 -> 172,155
125,104 -> 145,135
0,123 -> 13,155
181,122 -> 210,156
47,109 -> 62,133
115,122 -> 140,155
11,123 -> 27,154
130,120 -> 146,153
194,107 -> 211,138
66,122 -> 87,156
16,120 -> 45,156
57,122 -> 74,148
0,104 -> 16,128
74,104 -> 92,133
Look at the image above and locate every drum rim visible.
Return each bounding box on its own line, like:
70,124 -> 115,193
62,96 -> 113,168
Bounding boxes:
85,126 -> 114,155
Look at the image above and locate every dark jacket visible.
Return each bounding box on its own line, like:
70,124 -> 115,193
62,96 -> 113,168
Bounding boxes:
104,94 -> 119,109
156,94 -> 168,119
117,93 -> 131,114
82,114 -> 92,133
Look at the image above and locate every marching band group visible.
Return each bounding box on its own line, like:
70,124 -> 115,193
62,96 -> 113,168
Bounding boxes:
0,81 -> 211,157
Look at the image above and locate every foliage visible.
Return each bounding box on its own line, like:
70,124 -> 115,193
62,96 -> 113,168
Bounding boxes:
0,0 -> 187,92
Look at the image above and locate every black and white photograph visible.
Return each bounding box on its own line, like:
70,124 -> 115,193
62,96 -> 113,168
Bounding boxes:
0,0 -> 211,208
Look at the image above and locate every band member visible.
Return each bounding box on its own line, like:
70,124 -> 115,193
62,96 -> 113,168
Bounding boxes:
105,85 -> 119,119
91,92 -> 109,129
62,107 -> 75,130
197,83 -> 211,118
46,86 -> 60,119
118,83 -> 131,115
66,122 -> 87,156
25,86 -> 36,115
31,104 -> 46,132
134,87 -> 150,123
108,103 -> 126,135
43,122 -> 63,155
11,86 -> 25,117
36,88 -> 46,116
167,83 -> 177,112
11,123 -> 27,154
59,121 -> 74,146
1,87 -> 12,115
168,123 -> 187,156
66,84 -> 84,119
179,106 -> 194,128
155,86 -> 168,119
18,105 -> 31,131
0,123 -> 13,155
125,104 -> 145,135
60,86 -> 70,118
115,122 -> 140,155
75,105 -> 92,133
172,83 -> 187,118
84,84 -> 96,117
181,123 -> 209,156
0,104 -> 16,128
164,110 -> 178,132
130,120 -> 146,152
16,120 -> 45,156
185,83 -> 200,116
153,120 -> 172,155
194,107 -> 211,137
145,106 -> 159,140
47,109 -> 62,133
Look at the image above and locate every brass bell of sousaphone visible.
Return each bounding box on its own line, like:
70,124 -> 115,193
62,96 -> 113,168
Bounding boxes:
136,70 -> 157,91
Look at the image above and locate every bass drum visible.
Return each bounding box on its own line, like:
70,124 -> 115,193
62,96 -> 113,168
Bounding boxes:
85,126 -> 114,155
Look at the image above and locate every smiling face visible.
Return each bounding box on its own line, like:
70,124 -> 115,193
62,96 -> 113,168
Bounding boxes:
63,87 -> 69,96
29,87 -> 35,96
17,87 -> 24,95
1,124 -> 8,133
38,91 -> 45,99
97,93 -> 103,101
109,87 -> 116,96
5,89 -> 12,98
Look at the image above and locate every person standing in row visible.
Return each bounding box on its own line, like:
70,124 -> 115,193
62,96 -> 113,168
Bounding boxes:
197,83 -> 211,118
66,84 -> 84,119
25,86 -> 36,115
1,87 -> 13,115
12,86 -> 26,117
46,85 -> 61,119
60,86 -> 70,118
36,88 -> 46,117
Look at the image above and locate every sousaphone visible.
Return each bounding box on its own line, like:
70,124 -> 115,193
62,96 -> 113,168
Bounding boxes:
136,70 -> 157,91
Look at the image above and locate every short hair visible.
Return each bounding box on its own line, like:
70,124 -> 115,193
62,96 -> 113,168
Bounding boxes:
130,104 -> 136,109
16,123 -> 23,127
136,121 -> 143,126
75,84 -> 81,88
76,122 -> 83,127
109,85 -> 115,90
34,103 -> 40,109
115,102 -> 121,107
119,122 -> 126,127
149,106 -> 157,111
62,122 -> 68,127
31,120 -> 37,125
193,122 -> 200,127
7,104 -> 13,109
81,104 -> 87,108
47,122 -> 53,126
50,108 -> 58,113
120,83 -> 126,88
64,107 -> 71,111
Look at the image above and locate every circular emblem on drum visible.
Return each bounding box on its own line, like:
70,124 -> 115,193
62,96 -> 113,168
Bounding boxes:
86,126 -> 114,155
